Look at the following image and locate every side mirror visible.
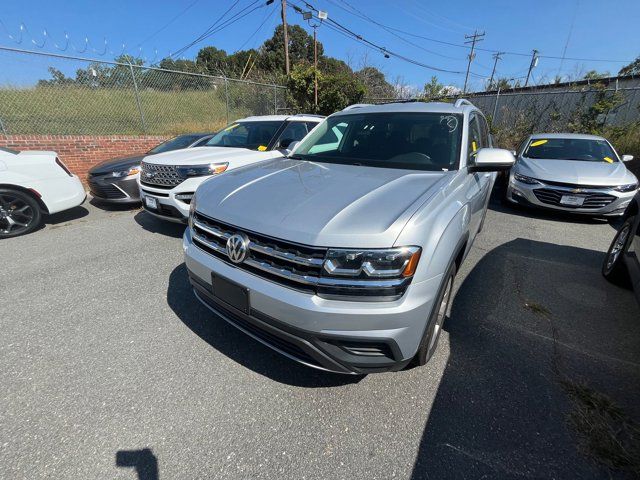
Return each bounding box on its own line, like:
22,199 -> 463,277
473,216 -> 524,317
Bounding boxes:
468,148 -> 516,172
622,154 -> 634,162
285,141 -> 300,156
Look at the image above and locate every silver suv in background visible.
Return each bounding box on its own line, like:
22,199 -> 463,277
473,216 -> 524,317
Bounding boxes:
183,100 -> 515,374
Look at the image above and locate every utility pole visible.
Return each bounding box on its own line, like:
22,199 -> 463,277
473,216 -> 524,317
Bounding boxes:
489,52 -> 503,90
313,25 -> 318,109
524,49 -> 539,87
463,30 -> 485,94
281,0 -> 290,75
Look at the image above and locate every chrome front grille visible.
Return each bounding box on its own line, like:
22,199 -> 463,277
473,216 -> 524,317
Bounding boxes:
533,188 -> 617,209
190,212 -> 410,295
140,162 -> 183,188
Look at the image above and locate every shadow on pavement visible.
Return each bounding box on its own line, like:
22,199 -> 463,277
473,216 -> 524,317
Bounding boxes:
134,210 -> 185,239
411,238 -> 640,480
166,263 -> 363,388
116,448 -> 158,480
44,205 -> 89,225
89,196 -> 140,211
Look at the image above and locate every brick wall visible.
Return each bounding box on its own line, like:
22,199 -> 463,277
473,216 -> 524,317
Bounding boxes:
0,135 -> 169,183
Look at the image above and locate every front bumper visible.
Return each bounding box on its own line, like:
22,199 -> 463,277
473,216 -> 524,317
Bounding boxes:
507,177 -> 636,216
138,176 -> 209,223
88,173 -> 140,204
183,228 -> 441,374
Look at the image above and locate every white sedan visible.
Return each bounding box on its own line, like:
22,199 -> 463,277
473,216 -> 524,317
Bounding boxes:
0,147 -> 86,238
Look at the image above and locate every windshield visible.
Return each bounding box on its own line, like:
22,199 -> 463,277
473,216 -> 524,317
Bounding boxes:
0,146 -> 19,155
291,112 -> 463,171
205,121 -> 282,150
149,135 -> 206,154
523,138 -> 619,163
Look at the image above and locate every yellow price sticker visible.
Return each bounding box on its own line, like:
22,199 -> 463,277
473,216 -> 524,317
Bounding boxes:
472,141 -> 477,152
224,124 -> 239,131
530,139 -> 548,147
603,156 -> 614,163
257,145 -> 267,151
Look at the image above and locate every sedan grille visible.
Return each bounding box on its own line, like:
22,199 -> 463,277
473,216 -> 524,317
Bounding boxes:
140,162 -> 183,188
89,181 -> 126,199
533,188 -> 617,209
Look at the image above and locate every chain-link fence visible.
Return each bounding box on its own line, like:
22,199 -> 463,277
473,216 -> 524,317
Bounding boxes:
0,46 -> 288,135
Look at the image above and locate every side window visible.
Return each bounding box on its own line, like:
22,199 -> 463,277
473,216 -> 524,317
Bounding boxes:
468,115 -> 483,158
307,122 -> 348,154
305,122 -> 319,133
275,122 -> 309,149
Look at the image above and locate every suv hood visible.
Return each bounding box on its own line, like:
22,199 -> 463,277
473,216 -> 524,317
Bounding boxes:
196,158 -> 448,248
517,157 -> 637,186
143,146 -> 276,167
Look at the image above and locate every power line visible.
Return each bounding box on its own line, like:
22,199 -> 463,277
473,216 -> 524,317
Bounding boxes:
136,0 -> 201,48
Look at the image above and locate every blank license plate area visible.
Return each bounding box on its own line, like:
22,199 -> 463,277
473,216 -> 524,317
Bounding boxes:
560,195 -> 585,206
212,274 -> 249,313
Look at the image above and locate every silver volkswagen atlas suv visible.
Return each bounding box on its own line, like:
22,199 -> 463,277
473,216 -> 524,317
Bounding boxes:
183,100 -> 515,374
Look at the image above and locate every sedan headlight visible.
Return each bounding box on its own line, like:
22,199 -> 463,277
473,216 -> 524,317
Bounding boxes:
613,183 -> 638,193
513,173 -> 542,185
177,162 -> 228,177
112,165 -> 140,177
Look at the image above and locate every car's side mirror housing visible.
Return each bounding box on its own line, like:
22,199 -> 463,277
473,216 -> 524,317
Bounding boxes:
468,148 -> 516,172
284,140 -> 300,156
622,154 -> 634,162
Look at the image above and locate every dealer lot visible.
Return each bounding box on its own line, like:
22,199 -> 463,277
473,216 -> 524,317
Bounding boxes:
1,192 -> 639,479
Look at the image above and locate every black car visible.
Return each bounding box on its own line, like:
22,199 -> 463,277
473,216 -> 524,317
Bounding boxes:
603,190 -> 640,304
88,133 -> 214,204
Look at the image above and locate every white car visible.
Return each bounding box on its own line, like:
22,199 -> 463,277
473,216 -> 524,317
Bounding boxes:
138,114 -> 324,223
0,147 -> 86,238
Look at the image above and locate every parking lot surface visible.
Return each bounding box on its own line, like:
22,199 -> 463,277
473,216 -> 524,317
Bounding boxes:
2,193 -> 639,479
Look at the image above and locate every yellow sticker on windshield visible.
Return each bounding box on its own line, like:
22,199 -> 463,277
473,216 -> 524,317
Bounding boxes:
472,141 -> 477,152
257,145 -> 267,151
604,156 -> 614,163
224,124 -> 239,131
530,139 -> 548,147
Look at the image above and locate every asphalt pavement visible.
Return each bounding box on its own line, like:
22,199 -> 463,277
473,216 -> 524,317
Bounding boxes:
1,192 -> 639,479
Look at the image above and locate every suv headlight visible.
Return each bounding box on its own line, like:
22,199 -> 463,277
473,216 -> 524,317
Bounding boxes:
323,247 -> 421,278
177,162 -> 228,177
613,183 -> 638,193
513,173 -> 542,185
318,247 -> 421,300
112,165 -> 140,177
188,194 -> 197,229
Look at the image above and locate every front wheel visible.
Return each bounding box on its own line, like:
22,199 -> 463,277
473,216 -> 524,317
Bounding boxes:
602,216 -> 634,288
412,262 -> 457,366
0,188 -> 42,239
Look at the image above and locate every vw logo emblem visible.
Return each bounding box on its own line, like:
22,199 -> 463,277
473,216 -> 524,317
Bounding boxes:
226,233 -> 249,264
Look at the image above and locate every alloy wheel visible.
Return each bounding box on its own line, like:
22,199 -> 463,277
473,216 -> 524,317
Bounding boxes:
0,194 -> 35,236
605,225 -> 631,274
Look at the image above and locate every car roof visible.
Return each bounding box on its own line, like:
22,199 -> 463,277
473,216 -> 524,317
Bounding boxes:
529,133 -> 607,141
333,101 -> 479,117
237,114 -> 325,123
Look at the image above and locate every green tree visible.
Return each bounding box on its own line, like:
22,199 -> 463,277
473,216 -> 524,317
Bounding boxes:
356,66 -> 395,98
422,76 -> 445,100
287,64 -> 365,115
583,70 -> 610,80
260,24 -> 321,73
619,55 -> 640,76
196,46 -> 228,74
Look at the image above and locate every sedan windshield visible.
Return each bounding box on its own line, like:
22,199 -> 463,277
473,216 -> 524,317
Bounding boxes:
523,138 -> 619,163
148,135 -> 205,154
291,112 -> 463,171
205,121 -> 282,150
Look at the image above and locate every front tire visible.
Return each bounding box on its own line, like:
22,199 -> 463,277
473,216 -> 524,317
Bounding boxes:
0,188 -> 42,239
602,216 -> 634,288
412,262 -> 457,366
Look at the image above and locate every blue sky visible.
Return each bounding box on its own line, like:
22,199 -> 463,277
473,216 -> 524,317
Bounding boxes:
1,0 -> 639,91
